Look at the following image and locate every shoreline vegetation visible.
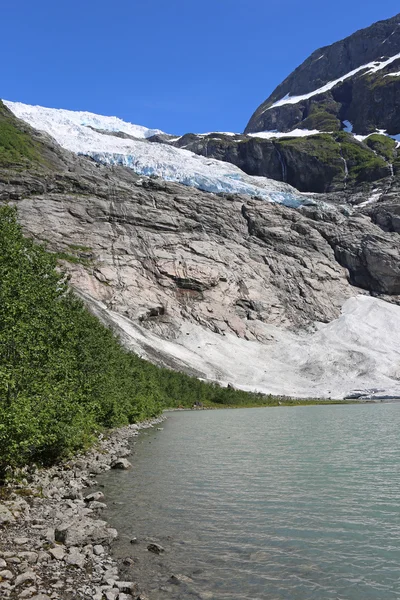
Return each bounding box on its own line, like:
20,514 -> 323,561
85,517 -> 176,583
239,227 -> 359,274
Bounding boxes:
0,205 -> 352,481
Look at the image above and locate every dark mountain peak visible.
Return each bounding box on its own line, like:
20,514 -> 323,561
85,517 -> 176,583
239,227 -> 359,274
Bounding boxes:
245,13 -> 400,135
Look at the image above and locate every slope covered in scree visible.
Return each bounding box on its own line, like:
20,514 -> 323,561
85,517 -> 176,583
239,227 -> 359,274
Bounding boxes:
4,101 -> 309,208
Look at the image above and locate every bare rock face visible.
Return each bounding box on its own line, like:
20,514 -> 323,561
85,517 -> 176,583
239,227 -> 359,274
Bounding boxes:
4,169 -> 353,338
0,145 -> 398,346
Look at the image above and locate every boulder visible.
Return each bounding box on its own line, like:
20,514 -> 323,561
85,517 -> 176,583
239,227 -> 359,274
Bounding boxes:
111,459 -> 132,470
55,518 -> 118,547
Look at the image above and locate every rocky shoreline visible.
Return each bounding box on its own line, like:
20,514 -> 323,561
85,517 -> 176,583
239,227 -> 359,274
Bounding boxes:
0,416 -> 166,600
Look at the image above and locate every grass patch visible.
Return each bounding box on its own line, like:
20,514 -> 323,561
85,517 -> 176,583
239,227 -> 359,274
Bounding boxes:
365,134 -> 396,162
0,101 -> 43,167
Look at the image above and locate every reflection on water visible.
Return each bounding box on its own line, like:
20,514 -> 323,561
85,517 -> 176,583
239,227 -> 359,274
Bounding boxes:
99,405 -> 400,599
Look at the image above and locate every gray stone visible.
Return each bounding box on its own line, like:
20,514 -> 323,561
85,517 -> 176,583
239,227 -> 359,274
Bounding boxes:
0,570 -> 14,580
115,581 -> 136,593
111,459 -> 132,470
18,552 -> 38,565
170,574 -> 193,585
55,517 -> 118,547
147,543 -> 165,555
49,547 -> 65,561
18,586 -> 37,598
15,571 -> 37,587
84,491 -> 105,503
93,545 -> 105,556
36,552 -> 50,563
0,506 -> 15,525
0,558 -> 7,568
64,549 -> 85,568
89,501 -> 108,510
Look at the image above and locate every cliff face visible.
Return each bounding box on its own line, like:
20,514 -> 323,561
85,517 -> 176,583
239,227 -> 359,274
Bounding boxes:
169,132 -> 394,193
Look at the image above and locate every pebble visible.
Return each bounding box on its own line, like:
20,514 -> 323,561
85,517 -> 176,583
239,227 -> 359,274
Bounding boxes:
0,416 -> 165,599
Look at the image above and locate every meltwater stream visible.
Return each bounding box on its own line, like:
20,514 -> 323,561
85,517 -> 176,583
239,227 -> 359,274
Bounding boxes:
98,405 -> 400,600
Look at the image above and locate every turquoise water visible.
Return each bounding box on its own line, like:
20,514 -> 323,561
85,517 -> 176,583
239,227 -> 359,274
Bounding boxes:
100,405 -> 400,599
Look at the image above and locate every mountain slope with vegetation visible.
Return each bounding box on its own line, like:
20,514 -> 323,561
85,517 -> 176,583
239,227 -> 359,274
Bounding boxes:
0,205 -> 286,475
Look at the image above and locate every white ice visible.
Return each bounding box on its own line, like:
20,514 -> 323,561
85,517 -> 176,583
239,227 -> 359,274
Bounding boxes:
4,100 -> 309,207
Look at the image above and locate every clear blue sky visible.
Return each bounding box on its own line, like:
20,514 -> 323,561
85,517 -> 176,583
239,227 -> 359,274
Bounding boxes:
2,1 -> 399,134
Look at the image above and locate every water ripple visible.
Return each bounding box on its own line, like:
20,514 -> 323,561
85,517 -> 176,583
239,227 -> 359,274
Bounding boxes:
99,405 -> 400,600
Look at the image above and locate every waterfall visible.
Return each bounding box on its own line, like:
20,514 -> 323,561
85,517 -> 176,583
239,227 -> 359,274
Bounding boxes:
339,148 -> 349,188
275,146 -> 287,182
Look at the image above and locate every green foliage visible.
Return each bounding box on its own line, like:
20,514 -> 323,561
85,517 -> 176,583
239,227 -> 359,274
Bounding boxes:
0,206 -> 294,476
300,101 -> 341,132
277,133 -> 342,161
54,251 -> 93,267
334,132 -> 388,182
365,134 -> 396,162
0,101 -> 41,167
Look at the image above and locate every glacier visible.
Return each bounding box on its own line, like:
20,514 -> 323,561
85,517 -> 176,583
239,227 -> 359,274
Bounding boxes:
4,101 -> 309,207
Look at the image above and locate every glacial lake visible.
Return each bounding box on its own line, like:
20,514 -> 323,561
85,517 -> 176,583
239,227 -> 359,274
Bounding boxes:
99,404 -> 400,599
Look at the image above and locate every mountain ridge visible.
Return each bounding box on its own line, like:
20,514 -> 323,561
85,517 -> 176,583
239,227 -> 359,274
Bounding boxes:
246,12 -> 400,134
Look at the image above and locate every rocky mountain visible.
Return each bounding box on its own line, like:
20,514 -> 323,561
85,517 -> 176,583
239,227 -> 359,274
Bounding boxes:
245,13 -> 400,135
1,99 -> 399,399
155,14 -> 400,194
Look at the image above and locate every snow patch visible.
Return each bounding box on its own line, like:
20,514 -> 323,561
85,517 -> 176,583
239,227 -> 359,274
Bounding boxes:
267,52 -> 400,110
357,191 -> 383,208
199,131 -> 237,137
5,101 -> 166,139
248,128 -> 322,139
